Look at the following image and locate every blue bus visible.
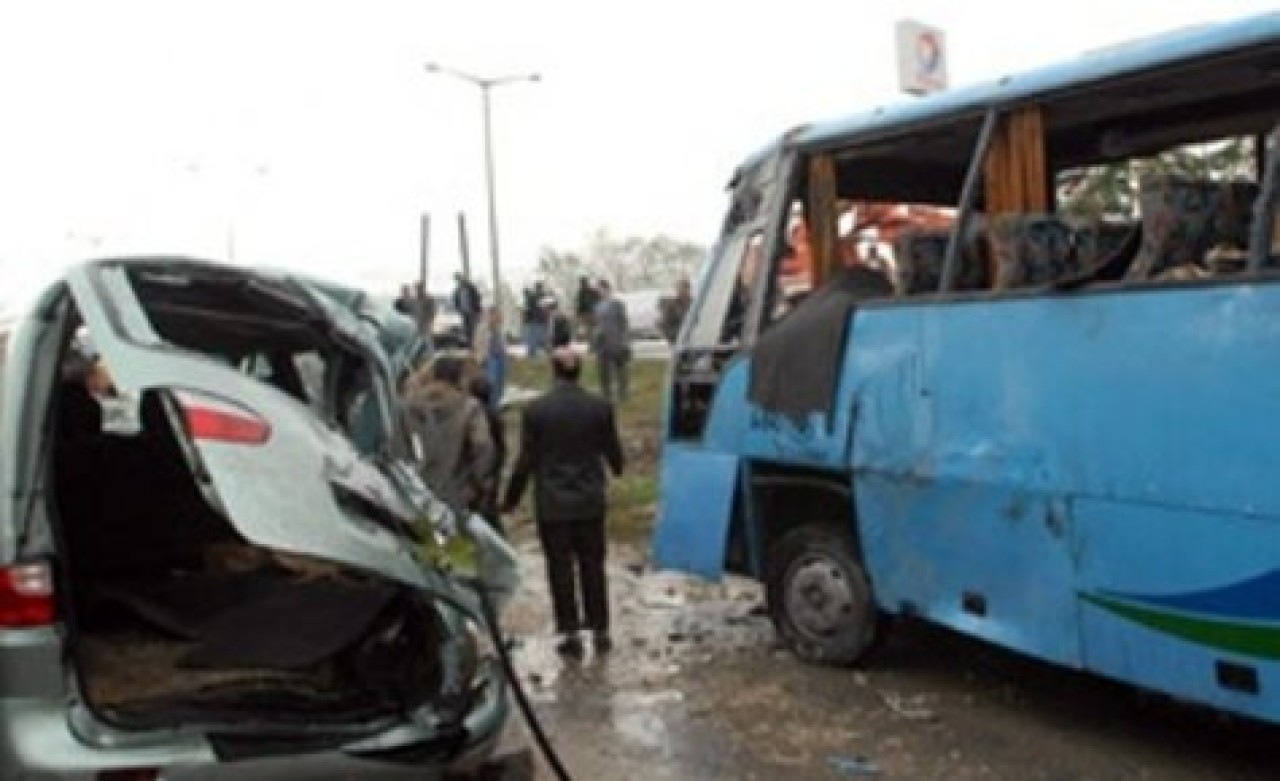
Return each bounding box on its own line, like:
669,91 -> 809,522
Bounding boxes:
652,13 -> 1280,723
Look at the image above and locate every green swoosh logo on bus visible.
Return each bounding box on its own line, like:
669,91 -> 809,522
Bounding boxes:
1082,593 -> 1280,660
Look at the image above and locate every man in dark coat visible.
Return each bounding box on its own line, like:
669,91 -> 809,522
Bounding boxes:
547,299 -> 573,349
574,276 -> 600,339
502,347 -> 624,655
452,273 -> 483,347
591,280 -> 632,403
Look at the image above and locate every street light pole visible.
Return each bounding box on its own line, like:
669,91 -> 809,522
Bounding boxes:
479,84 -> 502,313
424,62 -> 538,312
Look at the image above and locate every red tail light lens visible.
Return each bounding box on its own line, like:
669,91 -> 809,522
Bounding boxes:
175,390 -> 271,445
0,562 -> 55,628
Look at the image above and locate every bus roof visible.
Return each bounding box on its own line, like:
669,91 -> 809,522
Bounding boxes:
737,11 -> 1280,177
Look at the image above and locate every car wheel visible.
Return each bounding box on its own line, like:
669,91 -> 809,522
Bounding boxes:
765,524 -> 878,667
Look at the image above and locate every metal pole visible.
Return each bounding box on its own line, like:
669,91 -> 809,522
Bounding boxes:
420,213 -> 431,291
1248,127 -> 1278,273
458,211 -> 472,280
940,108 -> 999,293
417,213 -> 432,339
481,85 -> 502,309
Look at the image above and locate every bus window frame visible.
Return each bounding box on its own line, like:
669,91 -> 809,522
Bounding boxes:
940,108 -> 999,293
1248,127 -> 1278,273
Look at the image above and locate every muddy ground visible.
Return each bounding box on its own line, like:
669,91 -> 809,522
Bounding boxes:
499,536 -> 1280,781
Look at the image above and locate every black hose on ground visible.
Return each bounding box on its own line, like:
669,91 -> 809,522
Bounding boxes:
476,587 -> 575,781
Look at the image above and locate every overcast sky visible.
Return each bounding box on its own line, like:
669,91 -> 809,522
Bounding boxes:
0,0 -> 1275,314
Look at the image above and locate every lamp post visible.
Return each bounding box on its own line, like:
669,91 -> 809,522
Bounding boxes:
424,62 -> 539,311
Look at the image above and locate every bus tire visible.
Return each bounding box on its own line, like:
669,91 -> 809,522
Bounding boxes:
765,524 -> 878,667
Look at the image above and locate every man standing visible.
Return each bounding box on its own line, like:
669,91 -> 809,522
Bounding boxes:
591,280 -> 631,403
472,305 -> 508,409
659,277 -> 693,344
522,281 -> 550,358
403,354 -> 495,515
546,299 -> 573,349
395,283 -> 437,347
503,348 -> 624,655
574,276 -> 599,340
452,273 -> 482,347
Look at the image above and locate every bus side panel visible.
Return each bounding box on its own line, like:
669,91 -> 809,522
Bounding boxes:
848,282 -> 1280,720
1075,498 -> 1280,722
733,320 -> 862,470
848,307 -> 1083,666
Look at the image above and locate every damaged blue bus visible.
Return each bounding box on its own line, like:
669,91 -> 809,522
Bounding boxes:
652,13 -> 1280,723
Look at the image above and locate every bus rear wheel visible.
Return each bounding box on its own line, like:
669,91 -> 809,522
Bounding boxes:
765,524 -> 878,667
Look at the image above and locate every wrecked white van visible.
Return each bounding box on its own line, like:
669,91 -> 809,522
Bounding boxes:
0,257 -> 525,779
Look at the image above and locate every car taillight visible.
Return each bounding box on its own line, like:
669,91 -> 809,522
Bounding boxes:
0,562 -> 55,628
175,390 -> 271,445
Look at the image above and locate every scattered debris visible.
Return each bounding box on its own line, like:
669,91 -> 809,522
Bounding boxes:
878,691 -> 936,721
623,689 -> 686,707
827,755 -> 881,777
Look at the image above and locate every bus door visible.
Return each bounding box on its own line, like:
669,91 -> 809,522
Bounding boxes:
654,149 -> 793,578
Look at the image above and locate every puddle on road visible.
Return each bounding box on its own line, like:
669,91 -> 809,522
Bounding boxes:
503,538 -> 782,777
506,539 -> 776,694
609,690 -> 686,751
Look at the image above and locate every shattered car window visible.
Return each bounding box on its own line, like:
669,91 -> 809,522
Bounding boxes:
122,266 -> 389,453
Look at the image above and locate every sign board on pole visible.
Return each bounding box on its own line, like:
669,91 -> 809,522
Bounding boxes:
896,19 -> 948,96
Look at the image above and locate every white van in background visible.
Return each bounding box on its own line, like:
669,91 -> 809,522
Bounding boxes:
615,289 -> 663,340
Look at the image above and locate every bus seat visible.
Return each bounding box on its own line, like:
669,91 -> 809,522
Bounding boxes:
989,214 -> 1077,289
1126,176 -> 1219,281
1205,180 -> 1259,274
1071,219 -> 1136,272
894,224 -> 989,295
1212,181 -> 1259,250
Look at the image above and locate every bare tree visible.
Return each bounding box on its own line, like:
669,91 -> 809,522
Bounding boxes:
536,228 -> 706,295
1059,137 -> 1257,220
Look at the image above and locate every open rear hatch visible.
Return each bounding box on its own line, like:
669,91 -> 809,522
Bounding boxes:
53,260 -> 485,745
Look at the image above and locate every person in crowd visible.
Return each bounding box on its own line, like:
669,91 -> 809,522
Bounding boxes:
452,273 -> 483,347
394,284 -> 414,315
659,277 -> 693,344
396,282 -> 436,343
522,281 -> 549,358
502,347 -> 624,656
591,280 -> 632,404
402,353 -> 494,515
574,276 -> 600,340
472,305 -> 508,409
547,298 -> 574,349
467,374 -> 507,535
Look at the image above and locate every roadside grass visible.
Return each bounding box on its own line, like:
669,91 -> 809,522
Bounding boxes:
503,352 -> 667,544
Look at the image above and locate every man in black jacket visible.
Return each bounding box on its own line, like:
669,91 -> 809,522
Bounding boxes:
502,348 -> 624,655
452,273 -> 483,347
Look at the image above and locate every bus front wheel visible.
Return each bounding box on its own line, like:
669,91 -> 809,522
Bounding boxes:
765,525 -> 878,667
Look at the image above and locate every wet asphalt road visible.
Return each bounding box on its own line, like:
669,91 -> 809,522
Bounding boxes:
499,536 -> 1280,781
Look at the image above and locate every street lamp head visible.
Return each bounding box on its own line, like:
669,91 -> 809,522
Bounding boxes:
528,73 -> 542,83
424,62 -> 441,73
